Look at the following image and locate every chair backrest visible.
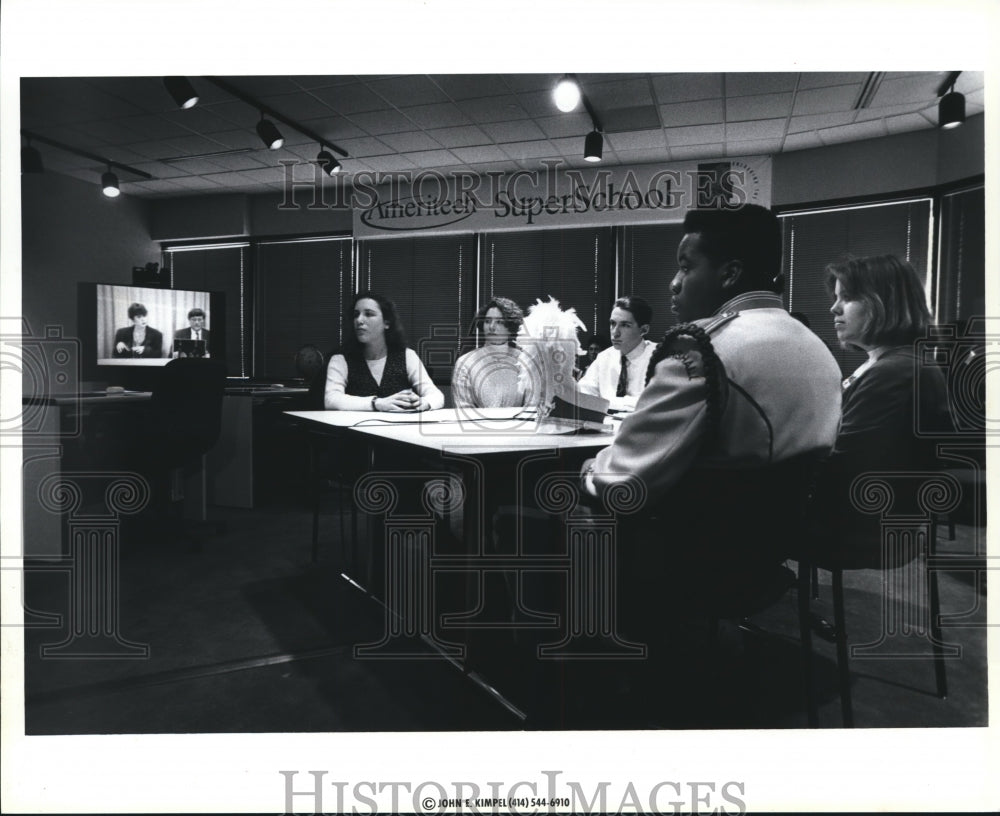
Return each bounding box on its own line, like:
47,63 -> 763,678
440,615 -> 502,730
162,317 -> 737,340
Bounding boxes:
659,449 -> 829,568
306,349 -> 335,410
150,358 -> 228,464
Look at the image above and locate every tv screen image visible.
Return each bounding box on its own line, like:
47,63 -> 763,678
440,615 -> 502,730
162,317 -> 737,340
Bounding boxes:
95,284 -> 215,367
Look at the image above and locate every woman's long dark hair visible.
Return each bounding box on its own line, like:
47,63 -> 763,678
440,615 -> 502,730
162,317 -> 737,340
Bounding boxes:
341,291 -> 407,357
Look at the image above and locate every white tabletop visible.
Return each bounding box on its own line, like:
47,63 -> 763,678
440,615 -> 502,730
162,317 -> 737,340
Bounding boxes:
285,408 -> 617,456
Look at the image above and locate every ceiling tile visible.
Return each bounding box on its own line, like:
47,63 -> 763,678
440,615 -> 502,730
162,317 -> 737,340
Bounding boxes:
237,166 -> 294,183
787,111 -> 857,133
954,72 -> 985,94
312,83 -> 388,115
651,73 -> 724,104
260,92 -> 336,121
549,136 -> 584,157
379,131 -> 444,152
450,145 -> 509,164
206,129 -> 269,151
367,76 -> 450,107
502,74 -> 562,93
535,113 -> 593,139
798,72 -> 870,90
725,73 -> 799,96
207,101 -> 262,129
668,143 -> 725,161
606,130 -> 666,151
287,75 -> 358,90
299,117 -> 368,141
781,131 -> 824,152
398,102 -> 471,129
668,123 -> 725,146
431,74 -> 511,100
885,113 -> 934,135
228,76 -> 304,96
334,136 -> 394,157
481,120 -> 547,142
659,99 -> 725,127
363,154 -> 418,172
123,179 -> 189,194
160,107 -> 240,135
726,118 -> 787,141
500,140 -> 560,160
604,106 -> 662,132
512,89 -> 561,118
869,75 -> 944,107
587,78 -> 655,109
204,152 -> 271,172
425,125 -> 491,148
614,148 -> 670,165
726,93 -> 793,122
403,149 -> 462,167
348,109 -> 420,135
818,120 -> 887,146
792,85 -> 860,115
166,175 -> 227,191
456,96 -> 529,123
854,101 -> 926,122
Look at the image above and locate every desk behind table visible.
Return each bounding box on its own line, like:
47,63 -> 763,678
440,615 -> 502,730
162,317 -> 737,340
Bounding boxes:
208,386 -> 310,508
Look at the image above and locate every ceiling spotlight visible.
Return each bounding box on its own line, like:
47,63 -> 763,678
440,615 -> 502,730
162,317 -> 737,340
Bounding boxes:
102,168 -> 121,198
316,149 -> 341,176
21,142 -> 44,173
164,76 -> 199,109
256,117 -> 284,150
584,130 -> 603,162
939,90 -> 965,130
553,75 -> 581,112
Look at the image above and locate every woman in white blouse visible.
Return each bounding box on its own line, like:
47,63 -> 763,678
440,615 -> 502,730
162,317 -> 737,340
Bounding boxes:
451,296 -> 528,409
324,292 -> 444,412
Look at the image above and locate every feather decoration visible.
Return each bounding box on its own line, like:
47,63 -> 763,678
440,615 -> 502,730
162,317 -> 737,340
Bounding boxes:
517,296 -> 586,413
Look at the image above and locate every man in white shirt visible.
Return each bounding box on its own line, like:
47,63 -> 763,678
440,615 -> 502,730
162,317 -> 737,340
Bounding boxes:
577,295 -> 655,412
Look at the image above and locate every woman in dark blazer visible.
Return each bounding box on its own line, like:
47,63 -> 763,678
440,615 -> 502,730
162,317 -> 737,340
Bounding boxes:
820,254 -> 951,565
113,302 -> 164,358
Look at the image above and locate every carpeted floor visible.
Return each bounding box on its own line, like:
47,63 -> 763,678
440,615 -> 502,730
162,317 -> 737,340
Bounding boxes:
19,497 -> 988,734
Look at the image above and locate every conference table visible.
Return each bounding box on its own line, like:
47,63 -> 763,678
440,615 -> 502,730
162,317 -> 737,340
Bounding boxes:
284,407 -> 648,715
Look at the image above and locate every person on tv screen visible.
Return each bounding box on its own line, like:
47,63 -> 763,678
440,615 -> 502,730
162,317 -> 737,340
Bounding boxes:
113,302 -> 163,358
172,307 -> 210,357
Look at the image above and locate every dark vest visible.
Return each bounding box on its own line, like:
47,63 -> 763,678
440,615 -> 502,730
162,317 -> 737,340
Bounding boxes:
345,348 -> 410,397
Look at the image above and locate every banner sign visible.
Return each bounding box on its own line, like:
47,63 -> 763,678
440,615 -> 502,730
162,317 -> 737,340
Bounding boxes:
279,156 -> 772,238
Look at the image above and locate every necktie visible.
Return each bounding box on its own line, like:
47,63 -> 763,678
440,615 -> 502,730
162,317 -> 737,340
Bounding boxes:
616,354 -> 629,398
195,330 -> 200,340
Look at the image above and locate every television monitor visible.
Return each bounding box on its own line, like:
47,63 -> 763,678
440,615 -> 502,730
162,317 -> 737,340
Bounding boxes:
78,282 -> 226,388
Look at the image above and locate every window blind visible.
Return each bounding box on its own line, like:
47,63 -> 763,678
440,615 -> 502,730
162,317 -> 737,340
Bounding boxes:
255,237 -> 351,378
781,199 -> 932,376
619,223 -> 686,342
937,186 -> 985,325
167,243 -> 249,378
480,226 -> 613,342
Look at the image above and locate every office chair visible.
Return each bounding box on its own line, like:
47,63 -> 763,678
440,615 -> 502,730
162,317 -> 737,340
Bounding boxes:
798,473 -> 951,728
304,349 -> 358,564
145,357 -> 228,542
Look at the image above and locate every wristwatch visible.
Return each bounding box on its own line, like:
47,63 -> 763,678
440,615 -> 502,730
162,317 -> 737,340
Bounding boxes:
371,396 -> 378,412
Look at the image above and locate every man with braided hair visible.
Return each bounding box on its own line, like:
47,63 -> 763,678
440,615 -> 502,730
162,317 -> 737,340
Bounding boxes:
580,204 -> 841,612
